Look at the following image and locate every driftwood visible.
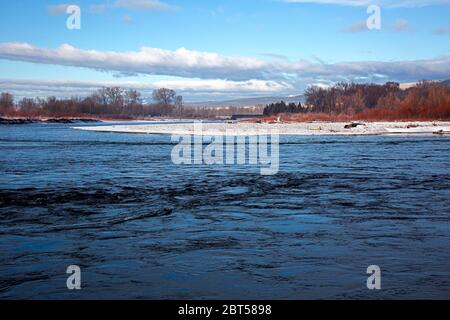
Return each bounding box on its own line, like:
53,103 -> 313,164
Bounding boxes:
344,123 -> 365,129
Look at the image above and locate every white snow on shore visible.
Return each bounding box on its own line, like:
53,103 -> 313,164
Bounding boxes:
73,121 -> 450,136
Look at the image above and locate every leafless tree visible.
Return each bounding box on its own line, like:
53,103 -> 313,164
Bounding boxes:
152,88 -> 176,106
0,92 -> 14,115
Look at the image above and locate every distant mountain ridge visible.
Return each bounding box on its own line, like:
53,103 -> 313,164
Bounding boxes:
185,95 -> 305,108
400,79 -> 450,89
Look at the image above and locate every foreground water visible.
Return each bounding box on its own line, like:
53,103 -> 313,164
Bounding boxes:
1,122 -> 450,299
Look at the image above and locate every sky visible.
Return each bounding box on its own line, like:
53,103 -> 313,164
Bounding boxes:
0,0 -> 449,102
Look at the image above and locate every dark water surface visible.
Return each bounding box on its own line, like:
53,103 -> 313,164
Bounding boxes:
1,123 -> 450,299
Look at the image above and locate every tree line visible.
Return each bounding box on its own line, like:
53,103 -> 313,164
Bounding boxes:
263,101 -> 304,116
0,87 -> 266,119
3,81 -> 449,121
263,81 -> 450,120
0,87 -> 184,119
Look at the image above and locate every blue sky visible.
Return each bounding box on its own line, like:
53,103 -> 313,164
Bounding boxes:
0,0 -> 449,101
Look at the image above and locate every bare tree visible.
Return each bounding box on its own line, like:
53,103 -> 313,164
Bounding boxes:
173,95 -> 184,116
18,98 -> 39,115
0,92 -> 14,115
152,88 -> 176,106
125,89 -> 141,105
105,87 -> 125,108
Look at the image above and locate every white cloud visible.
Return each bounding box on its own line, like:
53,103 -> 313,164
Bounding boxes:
0,42 -> 449,85
87,0 -> 178,13
114,0 -> 176,11
283,0 -> 450,7
122,14 -> 134,24
434,26 -> 450,34
393,19 -> 412,32
0,43 -> 266,81
47,4 -> 70,15
89,4 -> 109,14
343,21 -> 368,32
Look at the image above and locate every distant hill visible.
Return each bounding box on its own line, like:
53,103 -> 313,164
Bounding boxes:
441,79 -> 450,88
185,95 -> 305,108
400,79 -> 450,89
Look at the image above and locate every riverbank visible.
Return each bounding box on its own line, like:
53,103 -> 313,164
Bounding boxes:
0,117 -> 103,125
74,121 -> 450,136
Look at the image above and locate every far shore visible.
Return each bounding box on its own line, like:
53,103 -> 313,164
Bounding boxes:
73,121 -> 450,136
0,116 -> 209,125
0,117 -> 104,125
0,117 -> 187,125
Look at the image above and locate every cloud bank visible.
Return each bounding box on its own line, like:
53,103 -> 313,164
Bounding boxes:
0,78 -> 291,101
0,42 -> 449,85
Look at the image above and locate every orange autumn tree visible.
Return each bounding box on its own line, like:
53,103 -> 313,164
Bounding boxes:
296,81 -> 450,121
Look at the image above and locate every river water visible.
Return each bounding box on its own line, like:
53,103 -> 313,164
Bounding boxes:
1,122 -> 450,299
